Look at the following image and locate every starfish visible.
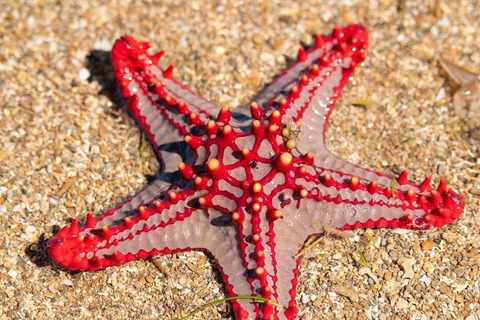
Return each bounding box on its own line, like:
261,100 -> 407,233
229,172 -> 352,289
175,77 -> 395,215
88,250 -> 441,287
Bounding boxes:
48,24 -> 465,320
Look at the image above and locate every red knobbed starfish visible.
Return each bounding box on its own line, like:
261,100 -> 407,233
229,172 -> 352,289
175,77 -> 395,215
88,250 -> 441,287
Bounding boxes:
48,25 -> 465,320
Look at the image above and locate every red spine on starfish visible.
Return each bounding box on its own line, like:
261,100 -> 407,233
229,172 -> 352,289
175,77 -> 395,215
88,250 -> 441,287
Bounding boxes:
48,24 -> 464,320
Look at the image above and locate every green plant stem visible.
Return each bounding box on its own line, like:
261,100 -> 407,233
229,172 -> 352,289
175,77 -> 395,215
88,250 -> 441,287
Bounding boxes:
170,296 -> 281,320
357,250 -> 368,267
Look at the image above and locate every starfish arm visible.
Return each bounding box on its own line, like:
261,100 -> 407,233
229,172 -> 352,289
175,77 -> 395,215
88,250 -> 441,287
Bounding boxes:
263,24 -> 419,191
253,25 -> 368,117
263,219 -> 310,320
206,227 -> 261,320
48,185 -> 215,271
258,24 -> 368,122
91,177 -> 177,230
206,223 -> 306,320
293,163 -> 465,230
111,36 -> 217,155
255,171 -> 465,320
314,150 -> 415,192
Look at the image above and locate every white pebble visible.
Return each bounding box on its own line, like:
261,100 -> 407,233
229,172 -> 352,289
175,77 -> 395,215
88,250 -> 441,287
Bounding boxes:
25,225 -> 36,234
396,297 -> 409,309
420,275 -> 431,286
191,2 -> 200,10
63,278 -> 73,286
90,144 -> 100,154
391,228 -> 411,235
332,252 -> 343,259
93,39 -> 112,51
301,293 -> 310,304
8,269 -> 18,280
78,68 -> 90,81
439,16 -> 451,27
85,192 -> 95,204
215,46 -> 226,55
179,35 -> 188,48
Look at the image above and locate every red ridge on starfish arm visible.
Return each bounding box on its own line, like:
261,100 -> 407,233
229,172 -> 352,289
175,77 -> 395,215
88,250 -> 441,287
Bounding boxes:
48,25 -> 465,320
111,36 -> 216,152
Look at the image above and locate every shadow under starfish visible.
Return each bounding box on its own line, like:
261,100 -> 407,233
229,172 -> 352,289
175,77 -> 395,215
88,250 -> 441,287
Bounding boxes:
48,24 -> 465,320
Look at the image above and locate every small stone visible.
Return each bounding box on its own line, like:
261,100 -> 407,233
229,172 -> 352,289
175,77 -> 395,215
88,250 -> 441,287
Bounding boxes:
91,144 -> 100,154
421,275 -> 432,286
85,193 -> 95,204
470,187 -> 480,196
63,278 -> 73,286
359,267 -> 379,284
442,232 -> 455,243
110,272 -> 118,286
8,269 -> 18,280
146,276 -> 154,284
215,46 -> 226,55
332,252 -> 342,259
25,225 -> 36,234
396,297 -> 409,309
330,285 -> 359,302
64,200 -> 76,208
439,282 -> 448,294
384,270 -> 392,281
301,293 -> 310,304
93,39 -> 112,51
385,281 -> 400,297
253,33 -> 264,45
421,240 -> 436,250
78,68 -> 90,81
397,257 -> 415,279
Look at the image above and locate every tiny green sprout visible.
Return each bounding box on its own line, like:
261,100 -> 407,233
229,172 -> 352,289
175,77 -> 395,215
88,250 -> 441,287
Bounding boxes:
318,253 -> 326,258
312,222 -> 321,227
170,296 -> 281,320
344,296 -> 354,304
140,132 -> 147,170
357,250 -> 367,267
352,100 -> 373,107
391,177 -> 396,199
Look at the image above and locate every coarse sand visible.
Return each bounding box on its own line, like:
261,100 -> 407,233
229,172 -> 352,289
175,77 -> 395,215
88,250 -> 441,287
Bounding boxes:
0,1 -> 479,319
